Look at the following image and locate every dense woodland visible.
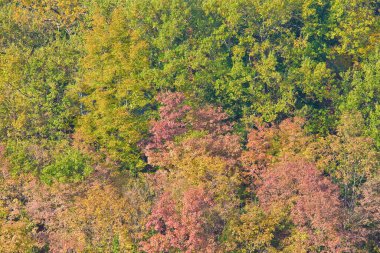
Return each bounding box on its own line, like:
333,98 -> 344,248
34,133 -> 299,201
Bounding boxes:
0,0 -> 379,252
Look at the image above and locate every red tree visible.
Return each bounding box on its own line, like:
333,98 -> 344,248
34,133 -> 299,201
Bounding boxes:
141,187 -> 216,253
241,123 -> 276,180
144,92 -> 241,167
143,92 -> 191,166
191,105 -> 232,135
256,160 -> 348,251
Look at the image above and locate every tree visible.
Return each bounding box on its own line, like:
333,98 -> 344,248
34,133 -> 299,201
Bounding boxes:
73,5 -> 152,171
341,47 -> 380,148
141,187 -> 217,253
143,92 -> 191,167
257,160 -> 348,251
0,173 -> 39,253
329,0 -> 379,57
307,112 -> 379,211
22,170 -> 152,252
349,173 -> 380,252
0,0 -> 85,179
144,91 -> 241,168
241,117 -> 309,186
226,203 -> 309,253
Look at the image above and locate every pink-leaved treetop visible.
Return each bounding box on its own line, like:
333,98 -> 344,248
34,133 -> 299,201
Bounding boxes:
141,187 -> 217,253
256,160 -> 349,252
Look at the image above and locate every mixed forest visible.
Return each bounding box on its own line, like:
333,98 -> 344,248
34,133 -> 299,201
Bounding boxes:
0,0 -> 379,252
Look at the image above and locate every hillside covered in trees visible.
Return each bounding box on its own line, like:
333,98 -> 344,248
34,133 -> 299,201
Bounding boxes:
0,0 -> 379,252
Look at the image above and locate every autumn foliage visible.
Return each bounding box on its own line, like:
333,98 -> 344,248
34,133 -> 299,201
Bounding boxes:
141,187 -> 216,253
0,1 -> 379,252
257,160 -> 346,251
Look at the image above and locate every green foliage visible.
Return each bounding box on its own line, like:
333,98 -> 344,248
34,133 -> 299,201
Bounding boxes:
0,0 -> 85,181
0,0 -> 379,252
341,48 -> 380,147
41,148 -> 92,184
5,140 -> 39,175
329,0 -> 379,57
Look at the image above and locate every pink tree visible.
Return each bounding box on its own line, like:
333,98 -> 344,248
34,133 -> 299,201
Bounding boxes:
141,187 -> 217,253
143,92 -> 191,166
191,105 -> 233,135
144,92 -> 241,167
241,123 -> 276,181
256,160 -> 348,251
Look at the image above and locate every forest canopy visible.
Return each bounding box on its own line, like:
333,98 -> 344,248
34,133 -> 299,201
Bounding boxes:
0,0 -> 379,252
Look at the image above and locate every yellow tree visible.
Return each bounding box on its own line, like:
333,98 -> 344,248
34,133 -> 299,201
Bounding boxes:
73,6 -> 151,171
